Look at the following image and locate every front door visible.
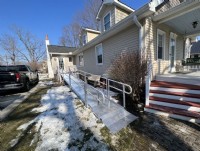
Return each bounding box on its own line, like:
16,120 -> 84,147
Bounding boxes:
169,33 -> 177,73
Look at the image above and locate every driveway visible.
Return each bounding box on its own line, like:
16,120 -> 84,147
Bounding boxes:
0,85 -> 37,110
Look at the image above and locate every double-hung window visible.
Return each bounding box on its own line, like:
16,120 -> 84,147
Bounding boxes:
157,29 -> 165,60
104,12 -> 111,31
78,53 -> 84,66
95,44 -> 103,65
82,34 -> 87,45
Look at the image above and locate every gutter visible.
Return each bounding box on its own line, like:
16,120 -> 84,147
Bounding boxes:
73,3 -> 154,55
133,15 -> 143,53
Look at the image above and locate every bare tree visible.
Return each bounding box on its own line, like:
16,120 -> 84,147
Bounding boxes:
0,34 -> 19,65
76,0 -> 102,30
59,0 -> 102,47
12,26 -> 46,70
59,22 -> 80,47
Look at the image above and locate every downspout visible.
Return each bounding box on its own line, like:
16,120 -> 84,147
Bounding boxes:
133,15 -> 144,57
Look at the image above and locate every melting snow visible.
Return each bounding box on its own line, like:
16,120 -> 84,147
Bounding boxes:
14,85 -> 109,151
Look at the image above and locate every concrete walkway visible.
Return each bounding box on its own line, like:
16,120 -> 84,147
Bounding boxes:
62,74 -> 137,134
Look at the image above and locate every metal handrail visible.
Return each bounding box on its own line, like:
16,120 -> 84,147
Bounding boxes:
64,68 -> 105,106
68,67 -> 133,108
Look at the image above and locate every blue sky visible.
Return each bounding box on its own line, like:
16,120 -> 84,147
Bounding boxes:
0,0 -> 149,52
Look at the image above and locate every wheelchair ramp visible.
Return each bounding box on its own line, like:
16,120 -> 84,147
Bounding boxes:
62,74 -> 137,134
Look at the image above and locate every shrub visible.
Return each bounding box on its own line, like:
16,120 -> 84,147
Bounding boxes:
108,50 -> 147,105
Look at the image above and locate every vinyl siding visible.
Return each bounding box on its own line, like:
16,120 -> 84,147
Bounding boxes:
100,5 -> 115,33
144,17 -> 185,76
76,25 -> 139,75
115,6 -> 129,24
87,32 -> 99,42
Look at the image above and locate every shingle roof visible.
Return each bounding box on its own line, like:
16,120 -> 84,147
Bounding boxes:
191,41 -> 200,54
48,45 -> 76,54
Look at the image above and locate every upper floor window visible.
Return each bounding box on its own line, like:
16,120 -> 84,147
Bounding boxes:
104,12 -> 111,31
95,44 -> 103,65
82,34 -> 87,45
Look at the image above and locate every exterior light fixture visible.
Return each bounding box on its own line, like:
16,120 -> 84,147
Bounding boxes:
192,21 -> 198,29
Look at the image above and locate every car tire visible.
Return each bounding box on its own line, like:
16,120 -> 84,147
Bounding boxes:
23,80 -> 30,92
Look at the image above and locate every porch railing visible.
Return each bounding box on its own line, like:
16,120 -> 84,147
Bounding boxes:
182,58 -> 200,71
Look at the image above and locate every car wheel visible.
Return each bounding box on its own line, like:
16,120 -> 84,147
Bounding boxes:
23,80 -> 30,92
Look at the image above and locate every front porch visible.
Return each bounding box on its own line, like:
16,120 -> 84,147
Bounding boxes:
150,0 -> 200,76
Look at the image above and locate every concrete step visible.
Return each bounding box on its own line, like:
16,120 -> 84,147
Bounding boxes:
149,93 -> 200,103
151,81 -> 200,90
155,76 -> 200,86
150,90 -> 200,99
150,87 -> 200,95
145,104 -> 200,123
149,96 -> 200,112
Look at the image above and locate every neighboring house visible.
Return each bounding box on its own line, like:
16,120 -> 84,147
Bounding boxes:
45,35 -> 76,78
191,41 -> 200,58
46,0 -> 200,122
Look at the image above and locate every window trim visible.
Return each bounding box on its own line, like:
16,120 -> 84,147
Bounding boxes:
157,29 -> 166,60
82,34 -> 87,46
95,43 -> 103,65
78,53 -> 84,67
103,11 -> 111,31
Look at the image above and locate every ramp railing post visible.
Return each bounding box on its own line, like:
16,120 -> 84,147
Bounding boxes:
123,85 -> 126,108
84,72 -> 88,107
69,67 -> 72,91
108,79 -> 110,108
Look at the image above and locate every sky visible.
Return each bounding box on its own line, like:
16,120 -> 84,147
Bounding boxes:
0,0 -> 149,55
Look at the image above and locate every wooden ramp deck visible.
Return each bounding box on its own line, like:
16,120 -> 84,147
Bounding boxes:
62,74 -> 137,134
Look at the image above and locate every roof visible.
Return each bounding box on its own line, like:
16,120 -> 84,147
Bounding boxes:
73,3 -> 155,55
96,0 -> 134,19
191,41 -> 200,54
82,27 -> 101,34
48,45 -> 76,54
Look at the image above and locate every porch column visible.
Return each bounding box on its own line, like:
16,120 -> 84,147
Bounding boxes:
184,38 -> 192,60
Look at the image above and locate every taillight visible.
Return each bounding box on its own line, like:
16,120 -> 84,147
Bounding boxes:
15,73 -> 21,82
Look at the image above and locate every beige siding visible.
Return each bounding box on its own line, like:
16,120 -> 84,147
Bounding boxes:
100,5 -> 115,32
77,25 -> 139,75
144,17 -> 185,76
63,56 -> 74,72
87,32 -> 99,42
51,55 -> 75,73
115,6 -> 129,24
51,56 -> 58,74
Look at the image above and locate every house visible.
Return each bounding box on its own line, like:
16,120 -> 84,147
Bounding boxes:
191,41 -> 200,58
46,0 -> 200,123
45,35 -> 76,78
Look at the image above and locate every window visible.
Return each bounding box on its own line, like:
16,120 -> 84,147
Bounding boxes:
69,57 -> 72,62
157,29 -> 165,60
59,57 -> 64,69
78,53 -> 84,66
82,34 -> 87,45
194,54 -> 199,58
104,12 -> 111,31
95,44 -> 103,65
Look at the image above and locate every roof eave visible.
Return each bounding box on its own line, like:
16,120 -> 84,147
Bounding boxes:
73,3 -> 154,55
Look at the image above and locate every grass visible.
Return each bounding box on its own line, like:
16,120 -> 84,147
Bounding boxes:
0,86 -> 51,151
